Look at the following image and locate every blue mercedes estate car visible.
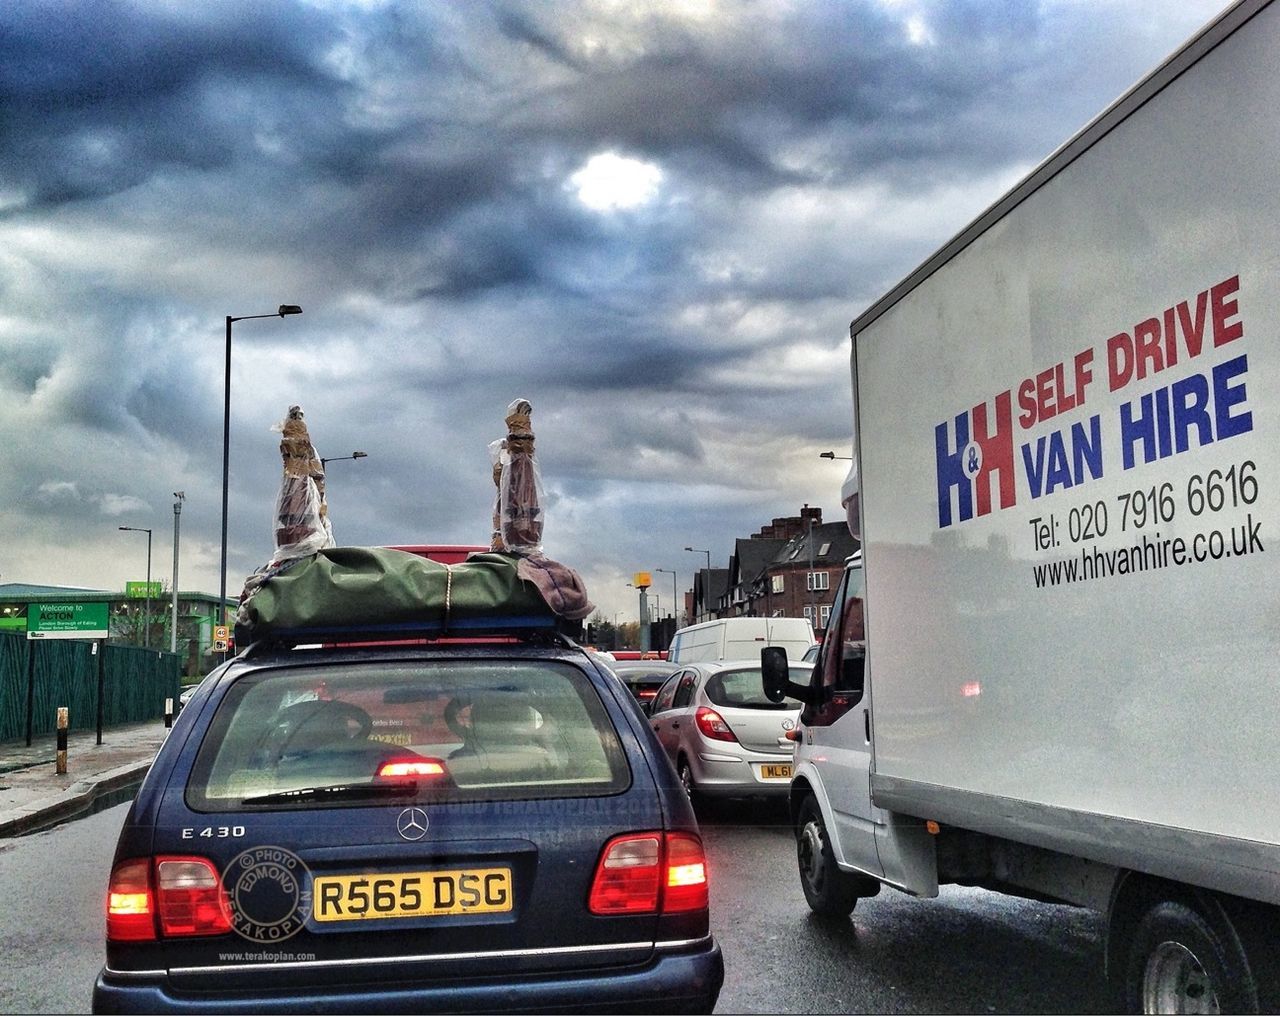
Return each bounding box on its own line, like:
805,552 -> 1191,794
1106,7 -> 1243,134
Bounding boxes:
93,608 -> 722,1013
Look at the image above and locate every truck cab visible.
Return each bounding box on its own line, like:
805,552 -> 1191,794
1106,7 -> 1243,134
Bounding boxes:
764,553 -> 937,912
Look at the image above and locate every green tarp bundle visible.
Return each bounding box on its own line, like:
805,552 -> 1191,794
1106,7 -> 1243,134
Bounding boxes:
235,547 -> 556,643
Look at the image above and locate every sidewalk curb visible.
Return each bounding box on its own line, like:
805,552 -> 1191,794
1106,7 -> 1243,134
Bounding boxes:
0,758 -> 153,838
0,757 -> 55,776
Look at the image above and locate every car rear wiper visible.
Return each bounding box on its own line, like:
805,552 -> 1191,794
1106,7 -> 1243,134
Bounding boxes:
241,781 -> 421,807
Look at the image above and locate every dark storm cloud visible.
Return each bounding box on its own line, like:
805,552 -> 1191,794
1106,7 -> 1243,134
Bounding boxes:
0,0 -> 1046,300
0,1 -> 1187,228
487,1 -> 1037,189
258,0 -> 1134,315
0,340 -> 53,397
0,0 -> 345,209
486,0 -> 1190,198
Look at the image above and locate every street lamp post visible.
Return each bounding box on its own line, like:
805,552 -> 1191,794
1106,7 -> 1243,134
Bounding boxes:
683,547 -> 711,621
320,451 -> 368,468
629,580 -> 652,653
638,587 -> 650,653
220,305 -> 303,636
171,492 -> 184,655
118,526 -> 153,647
655,567 -> 678,626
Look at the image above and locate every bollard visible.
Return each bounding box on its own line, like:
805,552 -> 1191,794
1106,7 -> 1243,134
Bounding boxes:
56,707 -> 68,775
164,697 -> 174,729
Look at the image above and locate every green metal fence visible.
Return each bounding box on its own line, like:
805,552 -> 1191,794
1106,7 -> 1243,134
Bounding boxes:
0,632 -> 181,742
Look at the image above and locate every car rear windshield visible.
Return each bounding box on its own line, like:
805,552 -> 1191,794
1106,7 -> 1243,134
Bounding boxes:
616,666 -> 676,682
186,659 -> 630,812
704,667 -> 801,710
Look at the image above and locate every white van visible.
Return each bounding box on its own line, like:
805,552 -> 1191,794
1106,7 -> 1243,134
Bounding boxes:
668,616 -> 814,664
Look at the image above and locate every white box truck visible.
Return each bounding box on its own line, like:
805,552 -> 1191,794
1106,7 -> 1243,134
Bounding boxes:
762,1 -> 1280,1010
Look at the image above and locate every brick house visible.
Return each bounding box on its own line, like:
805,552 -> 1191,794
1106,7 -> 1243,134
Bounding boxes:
714,506 -> 859,639
754,520 -> 858,637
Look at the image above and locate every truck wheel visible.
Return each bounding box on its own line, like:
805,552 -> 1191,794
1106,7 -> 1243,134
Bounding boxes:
1123,899 -> 1258,1013
796,796 -> 859,918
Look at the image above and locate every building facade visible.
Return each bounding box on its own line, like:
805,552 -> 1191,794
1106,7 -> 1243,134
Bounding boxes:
711,506 -> 858,639
0,583 -> 234,677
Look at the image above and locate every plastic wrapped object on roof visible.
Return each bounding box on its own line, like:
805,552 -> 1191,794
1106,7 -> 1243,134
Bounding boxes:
271,405 -> 335,564
499,398 -> 544,555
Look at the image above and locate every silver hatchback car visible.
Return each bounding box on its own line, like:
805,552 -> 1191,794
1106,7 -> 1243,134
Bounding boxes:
649,660 -> 806,801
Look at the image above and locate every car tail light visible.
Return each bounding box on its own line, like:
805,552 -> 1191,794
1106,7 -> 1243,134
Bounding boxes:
694,706 -> 738,743
155,857 -> 232,937
588,832 -> 709,915
662,833 -> 709,913
108,857 -> 233,939
377,758 -> 448,779
589,834 -> 661,914
107,858 -> 156,942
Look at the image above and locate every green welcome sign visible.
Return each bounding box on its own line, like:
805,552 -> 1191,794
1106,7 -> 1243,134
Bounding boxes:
27,602 -> 110,639
126,581 -> 163,599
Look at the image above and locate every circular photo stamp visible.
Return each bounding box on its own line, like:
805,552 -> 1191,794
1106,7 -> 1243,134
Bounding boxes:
222,846 -> 314,943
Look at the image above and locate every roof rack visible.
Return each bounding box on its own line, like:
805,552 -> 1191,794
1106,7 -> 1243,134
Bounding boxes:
236,614 -> 583,655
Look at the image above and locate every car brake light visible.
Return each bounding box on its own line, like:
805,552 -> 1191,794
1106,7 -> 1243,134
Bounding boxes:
663,833 -> 709,913
588,832 -> 709,915
377,758 -> 448,779
107,858 -> 156,942
694,706 -> 738,743
155,857 -> 232,937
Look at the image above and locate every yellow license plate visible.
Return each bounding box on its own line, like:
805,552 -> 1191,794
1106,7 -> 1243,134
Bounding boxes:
313,867 -> 512,923
760,764 -> 793,780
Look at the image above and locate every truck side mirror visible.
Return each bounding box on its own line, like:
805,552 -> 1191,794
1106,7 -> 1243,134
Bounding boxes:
761,647 -> 791,703
763,645 -> 814,706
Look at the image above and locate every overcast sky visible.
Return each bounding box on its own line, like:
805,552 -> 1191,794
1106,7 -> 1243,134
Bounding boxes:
0,0 -> 1225,621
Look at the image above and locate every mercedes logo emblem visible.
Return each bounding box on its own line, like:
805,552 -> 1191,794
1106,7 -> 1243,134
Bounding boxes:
396,807 -> 429,841
781,718 -> 796,731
